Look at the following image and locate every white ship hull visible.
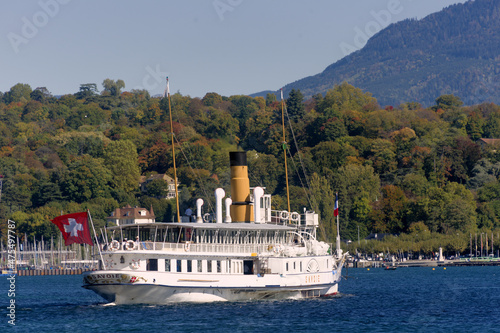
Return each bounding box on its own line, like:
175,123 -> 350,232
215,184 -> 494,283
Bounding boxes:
83,268 -> 342,304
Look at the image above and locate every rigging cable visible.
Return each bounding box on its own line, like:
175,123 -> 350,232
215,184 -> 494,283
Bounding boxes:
168,93 -> 216,215
282,96 -> 329,241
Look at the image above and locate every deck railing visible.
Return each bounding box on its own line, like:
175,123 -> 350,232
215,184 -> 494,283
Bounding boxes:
137,241 -> 275,254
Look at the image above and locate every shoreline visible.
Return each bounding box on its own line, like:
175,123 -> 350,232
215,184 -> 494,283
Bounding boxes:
349,258 -> 500,268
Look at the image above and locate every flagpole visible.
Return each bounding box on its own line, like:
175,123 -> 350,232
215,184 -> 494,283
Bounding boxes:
335,192 -> 342,259
280,88 -> 291,223
166,77 -> 181,223
87,210 -> 105,270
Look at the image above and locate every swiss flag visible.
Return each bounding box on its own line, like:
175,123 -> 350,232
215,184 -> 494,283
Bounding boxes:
51,212 -> 93,246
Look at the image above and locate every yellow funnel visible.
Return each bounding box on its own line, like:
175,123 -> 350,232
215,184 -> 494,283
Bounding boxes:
229,152 -> 253,222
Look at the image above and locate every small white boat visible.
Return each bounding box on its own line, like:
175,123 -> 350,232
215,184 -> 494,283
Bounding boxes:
83,151 -> 347,304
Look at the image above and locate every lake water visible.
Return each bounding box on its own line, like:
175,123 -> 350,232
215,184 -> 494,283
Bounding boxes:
1,266 -> 499,332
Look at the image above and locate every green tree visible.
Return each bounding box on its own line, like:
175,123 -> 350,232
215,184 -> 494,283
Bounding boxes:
309,173 -> 336,242
308,141 -> 358,173
265,93 -> 277,106
4,83 -> 32,103
425,183 -> 477,233
66,103 -> 110,129
378,185 -> 408,233
466,111 -> 484,140
2,179 -> 32,213
103,140 -> 141,193
242,108 -> 273,151
60,155 -> 112,203
484,110 -> 500,138
30,87 -> 52,103
202,92 -> 223,107
146,179 -> 168,198
332,164 -> 380,239
434,94 -> 463,111
204,107 -> 239,140
369,139 -> 397,174
247,151 -> 282,195
102,79 -> 125,96
319,82 -> 378,114
75,83 -> 99,99
32,182 -> 64,207
286,89 -> 305,121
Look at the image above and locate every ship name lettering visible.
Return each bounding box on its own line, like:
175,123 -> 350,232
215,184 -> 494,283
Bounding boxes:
96,274 -> 119,279
305,275 -> 320,283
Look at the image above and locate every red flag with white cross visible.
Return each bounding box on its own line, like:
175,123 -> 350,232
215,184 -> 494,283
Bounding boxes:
51,212 -> 93,246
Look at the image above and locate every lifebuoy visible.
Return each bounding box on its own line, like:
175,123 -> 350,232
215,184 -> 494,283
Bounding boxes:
126,240 -> 136,251
291,212 -> 300,222
110,240 -> 120,251
273,244 -> 283,254
104,258 -> 114,269
129,259 -> 140,269
280,210 -> 289,220
203,213 -> 211,223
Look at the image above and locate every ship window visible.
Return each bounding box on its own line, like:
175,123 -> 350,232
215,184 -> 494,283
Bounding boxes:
217,260 -> 221,273
147,259 -> 158,271
207,260 -> 212,273
165,259 -> 171,272
177,259 -> 182,272
293,262 -> 296,270
187,260 -> 192,272
300,261 -> 303,272
243,260 -> 253,275
286,262 -> 289,272
197,260 -> 202,272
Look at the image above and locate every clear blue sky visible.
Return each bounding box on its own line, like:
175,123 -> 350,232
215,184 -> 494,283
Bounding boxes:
1,0 -> 467,98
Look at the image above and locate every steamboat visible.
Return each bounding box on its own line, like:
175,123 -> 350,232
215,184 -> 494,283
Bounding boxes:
83,151 -> 347,303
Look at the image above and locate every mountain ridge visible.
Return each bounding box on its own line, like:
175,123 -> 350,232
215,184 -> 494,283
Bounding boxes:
252,0 -> 500,107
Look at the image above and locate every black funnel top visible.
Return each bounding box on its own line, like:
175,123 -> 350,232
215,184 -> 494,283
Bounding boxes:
230,151 -> 247,166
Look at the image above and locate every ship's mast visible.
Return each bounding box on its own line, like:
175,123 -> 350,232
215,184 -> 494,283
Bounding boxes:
0,175 -> 3,202
280,89 -> 291,222
166,77 -> 180,222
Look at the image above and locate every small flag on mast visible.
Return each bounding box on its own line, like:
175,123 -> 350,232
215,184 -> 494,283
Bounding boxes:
280,88 -> 284,100
334,193 -> 339,217
164,77 -> 170,98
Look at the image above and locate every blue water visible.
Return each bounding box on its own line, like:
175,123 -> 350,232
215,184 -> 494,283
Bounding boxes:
1,266 -> 499,332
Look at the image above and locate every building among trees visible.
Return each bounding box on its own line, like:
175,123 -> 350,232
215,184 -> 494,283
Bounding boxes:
139,174 -> 178,199
107,205 -> 156,226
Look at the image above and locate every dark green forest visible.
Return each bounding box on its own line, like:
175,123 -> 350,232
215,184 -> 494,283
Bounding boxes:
1,80 -> 500,255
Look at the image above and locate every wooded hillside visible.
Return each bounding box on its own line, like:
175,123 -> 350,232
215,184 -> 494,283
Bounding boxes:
1,80 -> 500,254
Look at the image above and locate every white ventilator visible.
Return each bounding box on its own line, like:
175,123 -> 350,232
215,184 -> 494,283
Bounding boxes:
215,188 -> 226,224
225,198 -> 232,223
196,198 -> 204,223
253,187 -> 264,223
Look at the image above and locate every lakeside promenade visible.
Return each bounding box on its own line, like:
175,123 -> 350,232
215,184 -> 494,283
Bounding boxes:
351,257 -> 500,268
